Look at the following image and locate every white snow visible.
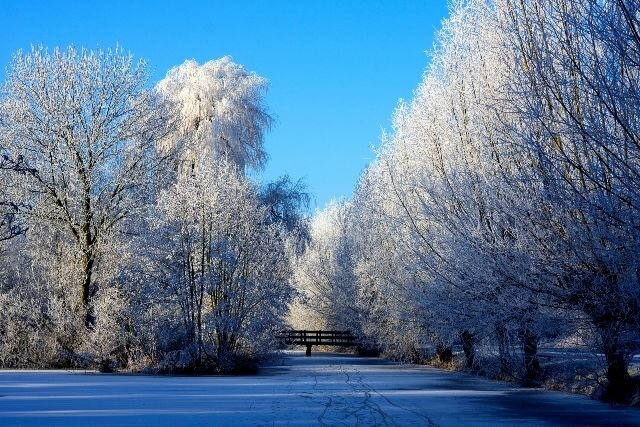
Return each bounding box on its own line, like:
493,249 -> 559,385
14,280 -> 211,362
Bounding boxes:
0,352 -> 638,426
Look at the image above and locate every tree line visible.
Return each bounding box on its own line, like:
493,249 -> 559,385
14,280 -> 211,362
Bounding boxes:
291,0 -> 640,403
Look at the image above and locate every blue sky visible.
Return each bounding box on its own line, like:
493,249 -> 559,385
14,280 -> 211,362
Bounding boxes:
0,0 -> 449,210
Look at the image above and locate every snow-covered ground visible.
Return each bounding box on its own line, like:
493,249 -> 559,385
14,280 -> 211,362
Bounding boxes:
0,351 -> 638,426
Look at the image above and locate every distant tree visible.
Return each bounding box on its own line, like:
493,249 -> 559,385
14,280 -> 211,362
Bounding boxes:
261,176 -> 309,229
293,201 -> 361,332
260,175 -> 311,254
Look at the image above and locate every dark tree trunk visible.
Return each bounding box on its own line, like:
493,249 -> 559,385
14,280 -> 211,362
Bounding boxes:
496,324 -> 510,376
197,310 -> 203,363
522,329 -> 540,385
461,330 -> 475,369
603,343 -> 632,402
593,312 -> 633,402
81,184 -> 96,329
82,254 -> 95,328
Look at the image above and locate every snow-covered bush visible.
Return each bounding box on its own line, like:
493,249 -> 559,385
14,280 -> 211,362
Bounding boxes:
83,286 -> 129,372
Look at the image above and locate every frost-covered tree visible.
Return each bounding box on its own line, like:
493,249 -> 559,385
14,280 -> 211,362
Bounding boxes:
83,286 -> 129,372
292,1 -> 637,395
0,46 -> 169,328
261,176 -> 310,232
292,0 -> 639,402
260,175 -> 311,256
501,0 -> 640,400
156,57 -> 272,173
292,201 -> 361,333
336,0 -> 553,377
148,161 -> 292,372
348,161 -> 430,358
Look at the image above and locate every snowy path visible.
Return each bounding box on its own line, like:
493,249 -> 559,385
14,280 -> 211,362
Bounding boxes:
0,352 -> 639,426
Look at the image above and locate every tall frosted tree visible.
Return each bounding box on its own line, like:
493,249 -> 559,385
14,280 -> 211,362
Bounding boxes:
156,56 -> 272,173
0,46 -> 169,328
290,0 -> 639,402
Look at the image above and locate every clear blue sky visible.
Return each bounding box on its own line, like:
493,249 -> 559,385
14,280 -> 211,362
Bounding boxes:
0,0 -> 449,210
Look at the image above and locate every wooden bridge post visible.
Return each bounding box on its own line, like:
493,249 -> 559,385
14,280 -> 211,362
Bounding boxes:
305,344 -> 312,357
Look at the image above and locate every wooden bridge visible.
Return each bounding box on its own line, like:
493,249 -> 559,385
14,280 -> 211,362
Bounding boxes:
281,330 -> 356,356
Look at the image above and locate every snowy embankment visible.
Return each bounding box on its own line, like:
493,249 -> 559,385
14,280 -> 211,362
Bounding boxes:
0,351 -> 638,426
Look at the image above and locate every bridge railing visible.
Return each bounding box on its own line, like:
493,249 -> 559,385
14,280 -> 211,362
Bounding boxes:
280,330 -> 356,347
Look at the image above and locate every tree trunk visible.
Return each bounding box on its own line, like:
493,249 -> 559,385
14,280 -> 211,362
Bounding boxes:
522,329 -> 540,385
197,306 -> 203,364
595,315 -> 632,402
496,324 -> 511,377
81,182 -> 95,329
217,331 -> 228,362
81,253 -> 95,328
603,342 -> 631,402
461,330 -> 475,369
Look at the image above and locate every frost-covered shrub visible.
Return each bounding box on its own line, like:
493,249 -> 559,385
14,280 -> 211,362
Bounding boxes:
0,234 -> 85,368
83,286 -> 129,372
0,289 -> 53,367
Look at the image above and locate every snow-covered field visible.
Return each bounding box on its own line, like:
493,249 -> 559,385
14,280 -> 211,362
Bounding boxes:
0,351 -> 638,426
